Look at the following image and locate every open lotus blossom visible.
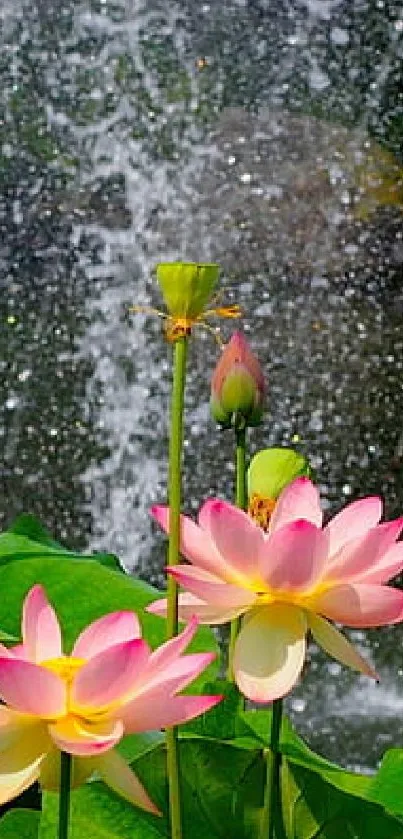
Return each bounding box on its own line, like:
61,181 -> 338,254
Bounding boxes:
148,477 -> 403,702
0,585 -> 221,810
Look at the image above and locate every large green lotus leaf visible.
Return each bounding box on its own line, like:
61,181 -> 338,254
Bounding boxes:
0,809 -> 40,839
238,709 -> 403,836
39,732 -> 403,839
184,695 -> 403,835
118,731 -> 165,765
366,749 -> 403,818
238,709 -> 372,799
0,531 -> 74,562
282,760 -> 403,839
8,513 -> 65,548
40,737 -> 264,839
184,689 -> 371,801
182,680 -> 245,740
0,515 -> 123,573
0,558 -> 219,686
40,784 -> 168,839
186,697 -> 370,801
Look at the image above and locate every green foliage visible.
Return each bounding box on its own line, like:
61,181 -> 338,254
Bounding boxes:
0,515 -> 124,573
2,519 -> 403,839
38,713 -> 403,839
37,685 -> 403,839
182,680 -> 245,740
8,514 -> 64,548
40,783 -> 167,839
0,809 -> 40,839
367,749 -> 403,819
281,761 -> 403,839
239,710 -> 371,799
40,737 -> 263,839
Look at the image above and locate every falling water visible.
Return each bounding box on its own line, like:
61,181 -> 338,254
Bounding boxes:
1,0 -> 403,766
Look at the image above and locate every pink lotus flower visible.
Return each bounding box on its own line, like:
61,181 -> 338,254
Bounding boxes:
148,478 -> 403,702
0,585 -> 221,810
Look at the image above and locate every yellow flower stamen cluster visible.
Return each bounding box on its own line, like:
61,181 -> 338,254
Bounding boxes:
248,493 -> 277,532
42,656 -> 85,684
131,303 -> 241,344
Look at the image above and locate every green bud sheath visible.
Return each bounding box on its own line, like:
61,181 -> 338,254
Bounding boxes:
211,331 -> 265,429
248,447 -> 311,501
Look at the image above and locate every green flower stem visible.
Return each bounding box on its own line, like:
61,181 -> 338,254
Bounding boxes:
261,699 -> 286,839
166,335 -> 188,839
165,728 -> 182,839
166,336 -> 188,638
235,425 -> 247,509
58,751 -> 72,839
227,424 -> 247,680
227,613 -> 240,681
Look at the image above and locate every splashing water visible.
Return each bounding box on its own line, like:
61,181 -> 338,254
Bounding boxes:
1,0 -> 403,766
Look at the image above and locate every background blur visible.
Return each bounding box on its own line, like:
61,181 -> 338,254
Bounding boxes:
0,0 -> 402,768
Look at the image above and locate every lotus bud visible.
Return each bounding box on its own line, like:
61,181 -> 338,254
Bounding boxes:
210,331 -> 265,429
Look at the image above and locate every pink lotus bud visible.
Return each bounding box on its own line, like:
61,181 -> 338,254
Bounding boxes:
210,331 -> 265,428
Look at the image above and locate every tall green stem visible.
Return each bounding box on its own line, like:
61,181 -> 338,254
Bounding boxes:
235,425 -> 247,508
227,424 -> 247,680
58,752 -> 72,839
260,699 -> 286,839
166,335 -> 188,839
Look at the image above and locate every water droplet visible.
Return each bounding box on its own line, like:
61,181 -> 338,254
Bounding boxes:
331,27 -> 349,46
18,369 -> 31,382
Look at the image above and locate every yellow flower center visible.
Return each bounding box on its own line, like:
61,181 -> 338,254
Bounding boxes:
42,656 -> 85,684
255,589 -> 306,608
164,317 -> 193,341
42,657 -> 88,721
248,493 -> 277,531
164,306 -> 242,343
41,656 -> 113,726
250,579 -> 330,613
130,303 -> 242,344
